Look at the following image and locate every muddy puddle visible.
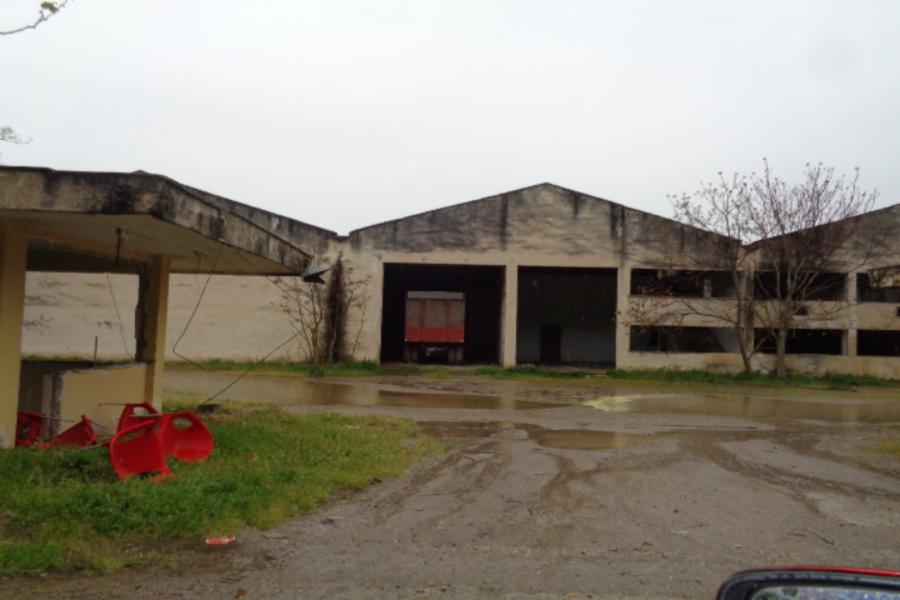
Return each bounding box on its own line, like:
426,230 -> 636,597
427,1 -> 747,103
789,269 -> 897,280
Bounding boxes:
420,419 -> 690,450
586,393 -> 900,423
531,429 -> 653,449
421,420 -> 688,450
167,371 -> 557,410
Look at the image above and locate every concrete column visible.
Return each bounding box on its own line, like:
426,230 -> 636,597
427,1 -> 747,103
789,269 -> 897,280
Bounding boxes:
138,256 -> 170,409
0,221 -> 27,448
614,265 -> 631,368
846,272 -> 858,357
499,263 -> 518,367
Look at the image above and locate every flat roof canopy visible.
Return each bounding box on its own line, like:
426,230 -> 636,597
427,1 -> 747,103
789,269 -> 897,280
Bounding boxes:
0,167 -> 316,275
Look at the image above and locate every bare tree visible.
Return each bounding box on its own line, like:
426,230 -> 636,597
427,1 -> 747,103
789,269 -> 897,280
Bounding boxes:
637,160 -> 886,378
743,161 -> 883,377
323,259 -> 371,363
1,1 -> 71,36
629,173 -> 760,372
273,257 -> 372,364
0,126 -> 30,159
2,2 -> 73,157
274,275 -> 329,363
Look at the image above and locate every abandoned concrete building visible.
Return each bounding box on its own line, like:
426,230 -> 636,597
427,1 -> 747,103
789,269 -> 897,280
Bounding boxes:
0,166 -> 318,447
3,166 -> 900,428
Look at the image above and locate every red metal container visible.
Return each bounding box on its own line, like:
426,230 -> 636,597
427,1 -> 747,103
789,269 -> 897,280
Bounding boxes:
404,291 -> 465,344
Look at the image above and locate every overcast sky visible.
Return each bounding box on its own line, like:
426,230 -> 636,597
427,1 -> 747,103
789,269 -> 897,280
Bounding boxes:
2,1 -> 898,234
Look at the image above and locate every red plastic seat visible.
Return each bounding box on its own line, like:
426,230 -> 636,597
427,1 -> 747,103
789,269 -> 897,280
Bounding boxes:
108,420 -> 172,481
15,412 -> 44,447
159,412 -> 215,462
49,415 -> 97,448
116,402 -> 160,433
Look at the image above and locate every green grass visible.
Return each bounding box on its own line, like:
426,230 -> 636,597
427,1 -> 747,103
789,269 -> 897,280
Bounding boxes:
0,404 -> 441,575
472,366 -> 597,380
605,368 -> 899,388
168,360 -> 599,381
168,359 -> 899,389
876,437 -> 900,458
166,359 -> 426,378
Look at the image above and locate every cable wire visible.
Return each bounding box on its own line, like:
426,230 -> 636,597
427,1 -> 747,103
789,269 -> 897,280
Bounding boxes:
105,273 -> 131,357
171,244 -> 224,369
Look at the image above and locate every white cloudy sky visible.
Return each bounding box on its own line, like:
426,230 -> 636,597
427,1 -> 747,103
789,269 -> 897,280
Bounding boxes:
2,1 -> 898,234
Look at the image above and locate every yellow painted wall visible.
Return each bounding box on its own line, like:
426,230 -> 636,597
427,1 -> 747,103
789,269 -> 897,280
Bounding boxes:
53,363 -> 147,435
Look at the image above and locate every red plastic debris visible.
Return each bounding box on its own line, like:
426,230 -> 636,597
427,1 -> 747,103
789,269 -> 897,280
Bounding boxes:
205,535 -> 237,545
49,415 -> 97,448
116,402 -> 160,433
108,420 -> 172,481
159,411 -> 215,463
15,412 -> 43,447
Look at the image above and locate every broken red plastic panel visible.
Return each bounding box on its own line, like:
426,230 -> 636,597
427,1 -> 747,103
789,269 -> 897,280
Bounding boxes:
108,420 -> 172,482
15,412 -> 44,447
116,402 -> 160,433
204,535 -> 237,545
49,415 -> 97,448
159,411 -> 215,463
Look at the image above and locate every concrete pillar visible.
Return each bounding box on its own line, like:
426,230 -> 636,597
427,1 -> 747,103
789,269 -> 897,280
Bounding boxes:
846,272 -> 858,357
499,263 -> 518,367
614,265 -> 631,368
0,221 -> 27,448
138,256 -> 170,409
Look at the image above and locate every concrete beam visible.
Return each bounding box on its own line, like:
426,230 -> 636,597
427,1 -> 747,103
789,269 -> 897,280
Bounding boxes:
138,256 -> 170,409
0,220 -> 27,448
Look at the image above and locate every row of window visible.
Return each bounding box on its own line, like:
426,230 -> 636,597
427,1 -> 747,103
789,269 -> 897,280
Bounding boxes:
629,269 -> 900,303
629,326 -> 900,357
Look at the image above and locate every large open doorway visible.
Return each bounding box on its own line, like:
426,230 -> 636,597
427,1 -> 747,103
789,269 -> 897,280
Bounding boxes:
380,264 -> 504,364
516,267 -> 617,366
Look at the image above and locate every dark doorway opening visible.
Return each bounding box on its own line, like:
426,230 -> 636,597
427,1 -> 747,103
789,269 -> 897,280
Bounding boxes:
517,267 -> 617,365
380,263 -> 504,364
540,324 -> 562,363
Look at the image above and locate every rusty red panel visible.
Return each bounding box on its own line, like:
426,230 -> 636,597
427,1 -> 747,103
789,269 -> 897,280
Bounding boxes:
404,295 -> 465,343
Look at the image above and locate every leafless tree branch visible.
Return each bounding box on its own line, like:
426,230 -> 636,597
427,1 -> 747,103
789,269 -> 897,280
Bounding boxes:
0,1 -> 71,36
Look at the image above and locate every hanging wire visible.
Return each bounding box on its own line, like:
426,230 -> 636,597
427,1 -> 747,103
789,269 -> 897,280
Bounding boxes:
171,243 -> 224,369
197,331 -> 301,406
194,247 -> 309,406
105,273 -> 131,357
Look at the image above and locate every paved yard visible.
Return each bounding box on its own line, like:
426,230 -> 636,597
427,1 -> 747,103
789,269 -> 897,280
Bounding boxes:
7,373 -> 900,599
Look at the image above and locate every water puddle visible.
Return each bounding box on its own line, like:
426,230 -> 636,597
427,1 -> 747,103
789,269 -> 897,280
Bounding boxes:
166,371 -> 557,410
531,429 -> 652,450
418,420 -> 659,450
418,420 -> 542,438
585,394 -> 900,423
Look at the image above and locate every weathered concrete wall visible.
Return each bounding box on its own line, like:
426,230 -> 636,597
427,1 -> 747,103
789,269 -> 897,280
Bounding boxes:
340,183 -> 724,365
53,363 -> 146,434
17,185 -> 900,378
22,272 -> 305,362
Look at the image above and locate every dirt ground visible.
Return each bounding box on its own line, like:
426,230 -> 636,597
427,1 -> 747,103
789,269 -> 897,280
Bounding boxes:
5,373 -> 900,599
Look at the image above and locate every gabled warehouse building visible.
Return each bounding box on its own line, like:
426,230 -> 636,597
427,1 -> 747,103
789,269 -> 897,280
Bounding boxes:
5,168 -> 900,391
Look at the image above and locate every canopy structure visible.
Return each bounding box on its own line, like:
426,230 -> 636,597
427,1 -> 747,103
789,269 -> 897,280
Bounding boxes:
0,166 -> 320,447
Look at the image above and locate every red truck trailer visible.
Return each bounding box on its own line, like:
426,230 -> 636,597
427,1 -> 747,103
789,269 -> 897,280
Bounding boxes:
403,291 -> 465,364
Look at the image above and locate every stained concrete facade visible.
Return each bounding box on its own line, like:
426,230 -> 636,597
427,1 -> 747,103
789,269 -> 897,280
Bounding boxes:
13,178 -> 900,380
0,166 -> 319,447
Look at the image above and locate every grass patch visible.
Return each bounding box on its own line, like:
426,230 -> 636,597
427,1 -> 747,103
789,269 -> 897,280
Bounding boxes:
0,403 -> 441,575
875,437 -> 900,458
606,368 -> 899,388
473,366 -> 597,380
170,360 -> 600,381
166,360 -> 427,378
